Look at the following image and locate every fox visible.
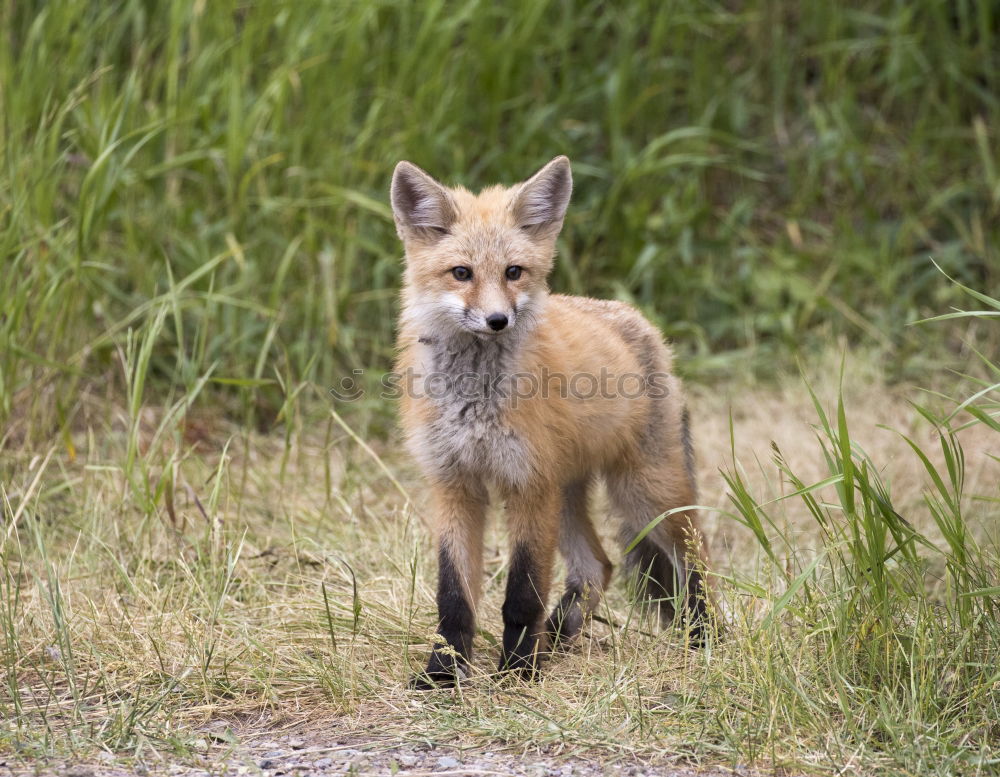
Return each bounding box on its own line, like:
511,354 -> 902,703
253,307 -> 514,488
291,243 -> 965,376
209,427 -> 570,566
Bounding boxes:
390,156 -> 711,689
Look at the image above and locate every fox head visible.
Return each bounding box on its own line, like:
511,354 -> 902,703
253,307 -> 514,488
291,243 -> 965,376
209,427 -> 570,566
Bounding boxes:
390,156 -> 572,338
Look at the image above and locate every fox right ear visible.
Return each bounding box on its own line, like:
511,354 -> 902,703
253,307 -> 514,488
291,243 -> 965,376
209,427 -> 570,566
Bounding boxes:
513,155 -> 572,239
390,161 -> 457,243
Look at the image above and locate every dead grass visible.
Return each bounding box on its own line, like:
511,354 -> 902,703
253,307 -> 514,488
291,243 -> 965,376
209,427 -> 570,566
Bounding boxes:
1,351 -> 997,774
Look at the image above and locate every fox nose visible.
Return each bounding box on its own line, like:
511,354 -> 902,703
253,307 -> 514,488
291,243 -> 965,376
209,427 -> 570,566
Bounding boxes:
485,313 -> 508,331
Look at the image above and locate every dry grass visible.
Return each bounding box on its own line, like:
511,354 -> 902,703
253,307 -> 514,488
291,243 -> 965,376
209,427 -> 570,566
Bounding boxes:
694,355 -> 999,579
3,350 -> 997,774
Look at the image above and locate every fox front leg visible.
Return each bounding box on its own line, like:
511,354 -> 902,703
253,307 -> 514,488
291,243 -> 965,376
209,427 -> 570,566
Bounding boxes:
411,481 -> 487,690
498,488 -> 559,678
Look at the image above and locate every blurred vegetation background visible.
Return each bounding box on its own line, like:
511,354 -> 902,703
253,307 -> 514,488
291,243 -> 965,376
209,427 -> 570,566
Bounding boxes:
2,0 -> 998,436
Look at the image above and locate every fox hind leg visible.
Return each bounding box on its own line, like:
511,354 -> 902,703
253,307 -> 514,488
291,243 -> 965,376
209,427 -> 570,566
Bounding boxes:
607,465 -> 711,641
544,477 -> 612,648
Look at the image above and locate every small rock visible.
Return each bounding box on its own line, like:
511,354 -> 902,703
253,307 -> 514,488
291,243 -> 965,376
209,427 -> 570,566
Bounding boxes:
313,758 -> 333,768
398,754 -> 418,767
437,755 -> 461,769
258,751 -> 290,770
287,737 -> 305,749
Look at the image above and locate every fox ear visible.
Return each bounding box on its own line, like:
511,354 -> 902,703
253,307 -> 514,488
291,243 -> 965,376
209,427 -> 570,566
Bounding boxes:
390,161 -> 457,243
513,155 -> 572,238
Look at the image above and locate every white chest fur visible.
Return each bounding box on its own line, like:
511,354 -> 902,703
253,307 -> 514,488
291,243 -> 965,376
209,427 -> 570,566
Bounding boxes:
406,335 -> 534,488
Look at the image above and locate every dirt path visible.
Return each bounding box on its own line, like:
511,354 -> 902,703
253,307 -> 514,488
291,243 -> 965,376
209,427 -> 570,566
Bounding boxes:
2,723 -> 754,777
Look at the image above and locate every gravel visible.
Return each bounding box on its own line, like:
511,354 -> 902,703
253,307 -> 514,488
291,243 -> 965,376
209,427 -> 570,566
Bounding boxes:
0,726 -> 763,777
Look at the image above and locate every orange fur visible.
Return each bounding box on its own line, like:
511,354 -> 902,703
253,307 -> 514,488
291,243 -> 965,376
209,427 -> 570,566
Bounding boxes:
392,157 -> 711,685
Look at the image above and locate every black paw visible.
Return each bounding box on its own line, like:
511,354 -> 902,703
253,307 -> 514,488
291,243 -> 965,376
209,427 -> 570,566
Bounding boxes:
409,670 -> 459,690
410,649 -> 469,690
543,609 -> 583,652
680,592 -> 717,648
683,611 -> 720,648
496,649 -> 541,680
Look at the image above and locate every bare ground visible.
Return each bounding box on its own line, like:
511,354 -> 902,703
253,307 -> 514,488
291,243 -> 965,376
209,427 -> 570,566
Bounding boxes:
2,710 -> 759,777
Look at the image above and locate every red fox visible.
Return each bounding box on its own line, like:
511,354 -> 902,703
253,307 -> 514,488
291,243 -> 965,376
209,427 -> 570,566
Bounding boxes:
391,156 -> 711,688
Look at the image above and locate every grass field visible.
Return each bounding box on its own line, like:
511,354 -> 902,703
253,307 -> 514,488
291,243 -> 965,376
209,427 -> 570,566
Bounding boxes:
2,1 -> 999,775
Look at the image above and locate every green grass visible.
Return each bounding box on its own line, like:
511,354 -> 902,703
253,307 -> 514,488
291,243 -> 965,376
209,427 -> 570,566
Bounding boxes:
3,0 -> 999,436
1,2 -> 999,774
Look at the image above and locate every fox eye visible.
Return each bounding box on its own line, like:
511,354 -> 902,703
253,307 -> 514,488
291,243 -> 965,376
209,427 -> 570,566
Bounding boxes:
505,265 -> 523,281
451,266 -> 473,281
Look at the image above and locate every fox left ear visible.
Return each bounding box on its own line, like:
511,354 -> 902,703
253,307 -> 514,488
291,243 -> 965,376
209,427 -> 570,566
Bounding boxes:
513,156 -> 572,239
390,161 -> 457,244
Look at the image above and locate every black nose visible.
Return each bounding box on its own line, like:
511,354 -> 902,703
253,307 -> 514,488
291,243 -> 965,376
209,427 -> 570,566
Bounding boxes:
486,313 -> 508,331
